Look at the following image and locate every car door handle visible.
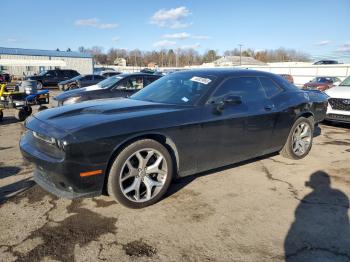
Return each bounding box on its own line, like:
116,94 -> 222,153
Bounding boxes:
264,105 -> 275,111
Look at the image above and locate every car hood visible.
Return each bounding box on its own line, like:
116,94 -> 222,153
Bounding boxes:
33,98 -> 185,133
54,84 -> 102,100
325,85 -> 350,99
26,75 -> 40,80
58,79 -> 75,85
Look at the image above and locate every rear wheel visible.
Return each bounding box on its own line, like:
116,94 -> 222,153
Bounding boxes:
107,139 -> 173,208
280,117 -> 314,159
0,110 -> 3,121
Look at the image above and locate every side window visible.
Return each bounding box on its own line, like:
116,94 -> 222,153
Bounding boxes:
210,77 -> 266,104
259,77 -> 283,98
117,76 -> 143,90
95,75 -> 105,80
144,76 -> 158,86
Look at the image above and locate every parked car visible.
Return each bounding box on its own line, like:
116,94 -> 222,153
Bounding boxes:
100,71 -> 122,78
54,73 -> 161,106
58,74 -> 106,91
20,69 -> 328,208
26,69 -> 79,89
313,60 -> 339,65
279,74 -> 294,84
93,67 -> 115,74
325,75 -> 350,123
303,77 -> 342,91
0,72 -> 11,83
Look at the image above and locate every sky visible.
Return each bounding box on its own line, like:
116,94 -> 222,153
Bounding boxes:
1,0 -> 349,62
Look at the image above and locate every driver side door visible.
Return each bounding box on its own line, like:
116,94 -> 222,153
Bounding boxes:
197,76 -> 278,171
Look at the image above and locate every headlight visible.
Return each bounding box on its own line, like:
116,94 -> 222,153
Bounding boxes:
33,131 -> 67,150
62,96 -> 80,106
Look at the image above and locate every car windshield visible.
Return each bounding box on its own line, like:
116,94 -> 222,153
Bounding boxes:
38,70 -> 48,76
130,72 -> 216,105
339,76 -> 350,86
70,75 -> 83,81
313,77 -> 332,83
97,75 -> 123,88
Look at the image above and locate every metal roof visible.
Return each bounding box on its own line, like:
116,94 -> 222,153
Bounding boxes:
0,47 -> 92,58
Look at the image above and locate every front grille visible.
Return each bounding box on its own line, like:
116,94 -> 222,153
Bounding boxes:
328,98 -> 350,111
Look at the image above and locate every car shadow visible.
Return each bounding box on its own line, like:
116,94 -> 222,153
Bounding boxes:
322,121 -> 350,129
0,116 -> 21,125
166,153 -> 277,199
0,165 -> 36,203
284,171 -> 350,261
0,165 -> 21,179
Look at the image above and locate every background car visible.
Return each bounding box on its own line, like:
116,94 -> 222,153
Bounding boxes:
26,69 -> 79,89
325,75 -> 350,123
58,74 -> 106,91
313,60 -> 339,65
21,69 -> 328,208
0,72 -> 11,83
93,67 -> 116,74
278,74 -> 294,84
100,71 -> 122,78
54,73 -> 161,106
303,76 -> 342,91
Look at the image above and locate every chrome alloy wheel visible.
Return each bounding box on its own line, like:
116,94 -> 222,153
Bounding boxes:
119,148 -> 168,202
292,122 -> 312,156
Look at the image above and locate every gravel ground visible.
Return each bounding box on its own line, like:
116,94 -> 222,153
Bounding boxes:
0,91 -> 350,261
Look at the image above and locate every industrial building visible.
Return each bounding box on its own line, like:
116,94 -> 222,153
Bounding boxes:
0,47 -> 93,78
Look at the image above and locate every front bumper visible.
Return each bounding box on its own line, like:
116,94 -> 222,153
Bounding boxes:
325,104 -> 350,123
20,129 -> 106,199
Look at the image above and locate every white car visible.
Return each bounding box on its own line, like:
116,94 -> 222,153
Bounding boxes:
325,76 -> 350,123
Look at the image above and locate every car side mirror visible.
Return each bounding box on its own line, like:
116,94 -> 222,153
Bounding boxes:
215,95 -> 241,113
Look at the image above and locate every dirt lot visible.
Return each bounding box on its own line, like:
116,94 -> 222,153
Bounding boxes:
0,93 -> 350,261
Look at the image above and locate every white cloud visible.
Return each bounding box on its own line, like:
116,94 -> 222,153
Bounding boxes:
153,40 -> 177,48
74,18 -> 118,29
150,6 -> 191,28
335,43 -> 350,52
192,35 -> 210,40
181,43 -> 201,49
163,32 -> 190,40
112,37 -> 120,43
6,38 -> 18,43
315,40 -> 331,46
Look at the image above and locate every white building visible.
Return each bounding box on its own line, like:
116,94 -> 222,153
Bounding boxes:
0,47 -> 93,77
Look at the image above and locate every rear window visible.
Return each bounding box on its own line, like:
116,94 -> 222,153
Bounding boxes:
259,77 -> 283,98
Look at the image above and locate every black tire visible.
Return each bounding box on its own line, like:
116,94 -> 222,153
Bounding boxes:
37,81 -> 43,90
38,106 -> 48,111
23,106 -> 32,115
107,139 -> 173,208
280,117 -> 314,160
15,108 -> 28,121
0,110 -> 3,121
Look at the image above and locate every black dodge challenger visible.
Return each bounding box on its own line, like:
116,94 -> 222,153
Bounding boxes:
20,69 -> 328,208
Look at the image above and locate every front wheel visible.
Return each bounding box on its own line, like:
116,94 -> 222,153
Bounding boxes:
280,117 -> 314,160
107,139 -> 173,208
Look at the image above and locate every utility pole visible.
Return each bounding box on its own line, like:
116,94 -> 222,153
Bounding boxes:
239,44 -> 243,66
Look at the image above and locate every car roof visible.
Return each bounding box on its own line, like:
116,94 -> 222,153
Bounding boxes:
117,72 -> 161,78
171,68 -> 279,79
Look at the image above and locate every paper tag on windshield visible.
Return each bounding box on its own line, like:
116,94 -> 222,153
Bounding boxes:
190,76 -> 212,85
182,97 -> 189,102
